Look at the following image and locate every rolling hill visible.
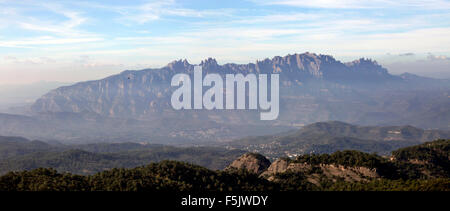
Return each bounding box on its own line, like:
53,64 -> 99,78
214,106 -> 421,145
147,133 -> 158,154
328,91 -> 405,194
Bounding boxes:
224,121 -> 450,158
0,136 -> 246,174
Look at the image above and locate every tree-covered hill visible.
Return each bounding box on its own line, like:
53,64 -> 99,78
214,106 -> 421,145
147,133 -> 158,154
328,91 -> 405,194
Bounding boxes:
0,140 -> 448,191
392,139 -> 450,178
0,161 -> 274,191
0,136 -> 56,159
0,136 -> 246,174
1,160 -> 448,191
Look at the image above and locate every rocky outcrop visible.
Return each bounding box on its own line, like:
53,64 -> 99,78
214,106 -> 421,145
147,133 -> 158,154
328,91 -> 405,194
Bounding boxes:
225,153 -> 271,174
225,152 -> 381,183
261,158 -> 311,177
262,158 -> 290,175
260,157 -> 380,182
318,164 -> 379,182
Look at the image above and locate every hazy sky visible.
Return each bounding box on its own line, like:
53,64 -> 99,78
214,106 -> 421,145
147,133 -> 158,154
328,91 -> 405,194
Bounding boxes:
1,0 -> 450,84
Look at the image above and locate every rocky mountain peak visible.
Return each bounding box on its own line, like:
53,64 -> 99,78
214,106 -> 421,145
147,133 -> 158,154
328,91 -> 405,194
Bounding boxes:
345,58 -> 376,66
200,58 -> 218,66
199,58 -> 220,72
271,52 -> 321,65
345,58 -> 387,74
167,59 -> 191,70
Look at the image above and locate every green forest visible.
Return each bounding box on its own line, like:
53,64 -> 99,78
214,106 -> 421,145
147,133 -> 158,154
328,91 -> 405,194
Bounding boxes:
0,139 -> 448,191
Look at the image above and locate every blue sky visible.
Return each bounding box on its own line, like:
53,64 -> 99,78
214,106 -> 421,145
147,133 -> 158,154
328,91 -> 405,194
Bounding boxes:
1,0 -> 450,84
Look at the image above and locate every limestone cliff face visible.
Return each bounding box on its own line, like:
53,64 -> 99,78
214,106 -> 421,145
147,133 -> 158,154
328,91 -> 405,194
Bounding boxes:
261,159 -> 311,177
225,153 -> 271,174
263,158 -> 290,175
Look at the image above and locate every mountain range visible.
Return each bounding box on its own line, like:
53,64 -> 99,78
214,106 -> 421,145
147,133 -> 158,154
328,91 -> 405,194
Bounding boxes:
0,52 -> 448,143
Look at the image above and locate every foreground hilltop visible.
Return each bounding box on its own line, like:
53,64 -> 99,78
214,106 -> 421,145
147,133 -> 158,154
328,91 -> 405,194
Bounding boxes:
1,139 -> 449,191
231,139 -> 450,182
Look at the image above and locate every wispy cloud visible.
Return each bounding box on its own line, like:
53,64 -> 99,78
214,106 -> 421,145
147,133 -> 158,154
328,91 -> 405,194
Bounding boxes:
0,37 -> 103,48
0,2 -> 90,36
76,0 -> 234,25
256,0 -> 450,9
2,55 -> 56,65
1,0 -> 450,83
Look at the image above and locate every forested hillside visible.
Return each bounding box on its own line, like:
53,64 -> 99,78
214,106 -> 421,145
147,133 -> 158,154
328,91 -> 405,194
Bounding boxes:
1,140 -> 448,191
0,136 -> 246,174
